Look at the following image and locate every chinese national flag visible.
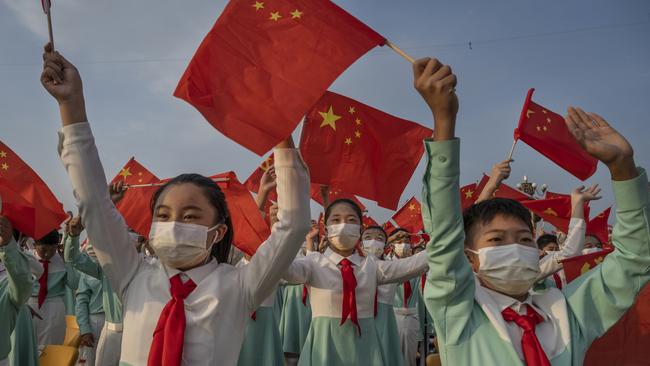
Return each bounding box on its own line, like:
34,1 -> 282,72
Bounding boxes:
175,0 -> 386,155
522,197 -> 573,233
460,183 -> 478,210
210,171 -> 270,256
514,89 -> 598,180
0,142 -> 67,239
300,91 -> 432,210
560,247 -> 613,283
475,175 -> 531,202
391,197 -> 424,234
586,207 -> 611,244
309,185 -> 367,212
383,221 -> 396,235
111,158 -> 160,238
362,215 -> 378,229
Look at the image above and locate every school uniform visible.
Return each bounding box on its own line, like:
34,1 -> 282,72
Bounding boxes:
236,258 -> 284,366
279,283 -> 312,355
0,239 -> 33,364
393,277 -> 423,366
26,250 -> 77,350
537,218 -> 585,280
75,272 -> 105,366
284,247 -> 427,366
420,138 -> 650,365
58,122 -> 311,365
9,304 -> 40,366
64,235 -> 123,366
375,283 -> 402,366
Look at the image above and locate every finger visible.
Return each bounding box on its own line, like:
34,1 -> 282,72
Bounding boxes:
431,64 -> 452,81
412,57 -> 432,79
420,58 -> 442,84
41,68 -> 61,85
567,107 -> 591,132
588,112 -> 611,128
575,107 -> 595,129
44,59 -> 63,73
44,42 -> 53,54
54,51 -> 76,70
43,65 -> 63,83
440,73 -> 457,90
564,113 -> 580,135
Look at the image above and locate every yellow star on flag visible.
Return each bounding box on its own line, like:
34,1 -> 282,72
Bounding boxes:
546,117 -> 551,123
543,126 -> 548,132
536,126 -> 541,132
543,208 -> 558,216
344,138 -> 353,146
252,1 -> 264,11
319,106 -> 342,131
594,256 -> 604,264
348,106 -> 355,114
119,167 -> 132,180
290,9 -> 303,19
269,11 -> 282,21
0,151 -> 6,158
464,189 -> 474,199
355,118 -> 362,126
526,109 -> 534,118
542,109 -> 548,114
408,204 -> 416,211
580,262 -> 592,274
354,131 -> 361,138
1,163 -> 8,171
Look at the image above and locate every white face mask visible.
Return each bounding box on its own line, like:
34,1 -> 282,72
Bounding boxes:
468,243 -> 541,296
362,239 -> 385,258
582,247 -> 601,255
149,221 -> 221,269
393,243 -> 411,258
327,223 -> 360,251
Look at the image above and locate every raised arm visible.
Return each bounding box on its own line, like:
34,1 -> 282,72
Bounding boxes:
377,250 -> 428,284
562,107 -> 649,343
75,275 -> 93,337
240,138 -> 311,310
255,165 -> 276,214
63,222 -> 101,279
0,217 -> 33,308
43,45 -> 139,297
476,159 -> 512,203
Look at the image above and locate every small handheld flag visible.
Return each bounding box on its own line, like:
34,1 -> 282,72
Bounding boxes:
41,0 -> 55,49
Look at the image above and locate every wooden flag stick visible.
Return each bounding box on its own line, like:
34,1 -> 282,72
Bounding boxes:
386,40 -> 415,64
46,11 -> 54,50
126,177 -> 229,189
506,139 -> 518,161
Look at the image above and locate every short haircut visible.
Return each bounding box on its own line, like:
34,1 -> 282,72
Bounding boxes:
536,234 -> 558,249
324,199 -> 363,223
362,225 -> 387,240
36,230 -> 61,245
463,198 -> 533,245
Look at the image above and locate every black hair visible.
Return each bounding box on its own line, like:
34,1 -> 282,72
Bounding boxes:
362,225 -> 387,239
151,173 -> 233,264
389,228 -> 410,237
36,230 -> 60,245
463,198 -> 533,243
536,234 -> 558,250
324,199 -> 363,224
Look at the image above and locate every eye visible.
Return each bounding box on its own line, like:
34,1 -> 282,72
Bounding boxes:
156,212 -> 170,220
488,237 -> 502,242
520,237 -> 533,243
183,214 -> 198,221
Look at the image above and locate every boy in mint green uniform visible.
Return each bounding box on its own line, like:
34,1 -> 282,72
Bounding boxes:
0,216 -> 34,366
413,56 -> 649,365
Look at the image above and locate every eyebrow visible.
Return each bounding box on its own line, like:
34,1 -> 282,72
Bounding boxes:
155,204 -> 204,211
482,229 -> 531,235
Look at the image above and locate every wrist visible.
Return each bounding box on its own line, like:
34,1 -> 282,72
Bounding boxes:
59,96 -> 88,126
607,156 -> 637,181
431,114 -> 456,141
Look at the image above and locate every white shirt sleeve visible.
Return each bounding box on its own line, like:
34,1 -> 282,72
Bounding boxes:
537,218 -> 586,280
283,255 -> 315,285
376,250 -> 428,285
58,122 -> 139,298
238,148 -> 311,310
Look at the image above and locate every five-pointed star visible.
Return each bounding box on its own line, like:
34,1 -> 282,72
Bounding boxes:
354,131 -> 361,138
252,1 -> 264,11
408,203 -> 416,211
543,126 -> 548,132
355,118 -> 362,126
0,151 -> 6,158
536,126 -> 541,132
526,109 -> 534,118
119,167 -> 132,180
580,263 -> 591,274
138,172 -> 143,176
464,189 -> 474,199
290,9 -> 303,19
344,138 -> 353,146
269,11 -> 282,21
1,163 -> 8,170
546,117 -> 551,123
319,106 -> 342,130
542,109 -> 548,114
543,208 -> 558,216
348,106 -> 355,114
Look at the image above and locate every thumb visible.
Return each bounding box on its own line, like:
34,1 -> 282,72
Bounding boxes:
54,51 -> 76,70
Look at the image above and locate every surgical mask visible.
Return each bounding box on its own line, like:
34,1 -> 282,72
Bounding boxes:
362,239 -> 385,258
149,221 -> 221,269
467,243 -> 540,296
327,223 -> 360,251
582,247 -> 601,255
393,243 -> 411,258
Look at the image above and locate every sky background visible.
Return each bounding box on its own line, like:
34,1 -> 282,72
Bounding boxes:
1,0 -> 649,226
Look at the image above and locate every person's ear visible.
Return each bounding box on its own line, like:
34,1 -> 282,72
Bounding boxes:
210,224 -> 228,246
464,248 -> 479,272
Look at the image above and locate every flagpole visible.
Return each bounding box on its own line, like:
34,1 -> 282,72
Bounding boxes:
125,177 -> 229,189
46,11 -> 54,50
506,139 -> 518,161
386,40 -> 415,64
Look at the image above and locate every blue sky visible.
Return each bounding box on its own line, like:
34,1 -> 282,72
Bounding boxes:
1,0 -> 649,225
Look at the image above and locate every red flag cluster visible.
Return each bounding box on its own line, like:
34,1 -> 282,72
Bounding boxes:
0,141 -> 67,239
390,197 -> 423,234
475,174 -> 531,202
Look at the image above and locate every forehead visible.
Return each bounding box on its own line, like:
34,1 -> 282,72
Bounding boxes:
156,183 -> 210,209
328,202 -> 358,217
363,228 -> 385,237
473,214 -> 531,236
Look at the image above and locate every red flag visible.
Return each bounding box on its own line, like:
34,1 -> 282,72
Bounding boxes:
522,197 -> 573,233
460,183 -> 478,210
211,172 -> 270,256
514,89 -> 598,180
41,0 -> 51,14
586,207 -> 611,244
391,197 -> 424,234
383,221 -> 396,235
0,141 -> 67,239
475,175 -> 531,202
362,216 -> 378,229
300,91 -> 432,210
111,158 -> 160,238
310,185 -> 367,212
560,248 -> 613,283
545,191 -> 569,200
175,0 -> 386,155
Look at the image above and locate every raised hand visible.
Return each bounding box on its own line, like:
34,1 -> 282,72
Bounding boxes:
260,166 -> 277,193
305,220 -> 319,252
40,43 -> 87,125
413,57 -> 458,140
109,181 -> 127,204
488,159 -> 513,187
65,216 -> 84,237
565,107 -> 636,180
0,216 -> 13,246
571,184 -> 602,204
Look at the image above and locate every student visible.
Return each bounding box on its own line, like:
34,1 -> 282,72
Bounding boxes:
284,199 -> 428,366
414,56 -> 649,364
389,229 -> 423,366
360,226 -> 403,366
26,229 -> 78,350
537,234 -> 559,254
42,45 -> 311,365
64,216 -> 127,366
0,216 -> 34,366
75,243 -> 105,366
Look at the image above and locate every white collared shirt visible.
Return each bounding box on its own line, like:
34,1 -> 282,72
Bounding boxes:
475,278 -> 571,361
58,122 -> 311,366
284,248 -> 427,319
537,218 -> 586,280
